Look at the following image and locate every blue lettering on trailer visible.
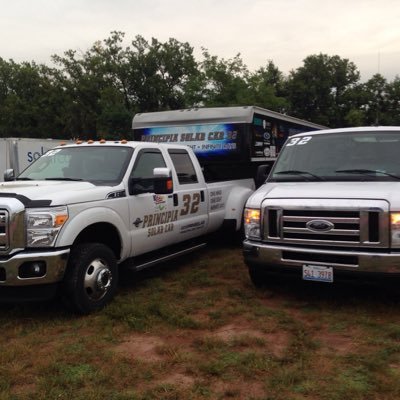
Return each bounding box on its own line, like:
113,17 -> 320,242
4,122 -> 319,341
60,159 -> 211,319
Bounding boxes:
27,146 -> 45,163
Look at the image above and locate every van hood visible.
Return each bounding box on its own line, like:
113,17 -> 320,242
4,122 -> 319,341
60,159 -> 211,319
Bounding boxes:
247,181 -> 400,209
0,180 -> 123,206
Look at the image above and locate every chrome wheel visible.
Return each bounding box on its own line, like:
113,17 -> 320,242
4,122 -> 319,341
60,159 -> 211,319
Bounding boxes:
64,243 -> 118,314
84,258 -> 113,301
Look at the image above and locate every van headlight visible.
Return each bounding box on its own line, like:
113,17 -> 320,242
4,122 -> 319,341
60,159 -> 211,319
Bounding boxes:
26,207 -> 69,247
244,208 -> 261,240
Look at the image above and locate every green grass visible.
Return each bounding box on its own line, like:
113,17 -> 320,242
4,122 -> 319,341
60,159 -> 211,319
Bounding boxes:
1,245 -> 400,399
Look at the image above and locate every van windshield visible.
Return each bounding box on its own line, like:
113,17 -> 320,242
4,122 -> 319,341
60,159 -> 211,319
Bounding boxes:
18,146 -> 134,184
269,131 -> 400,182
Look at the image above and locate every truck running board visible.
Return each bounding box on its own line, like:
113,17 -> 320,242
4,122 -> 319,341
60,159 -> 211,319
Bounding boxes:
127,242 -> 207,271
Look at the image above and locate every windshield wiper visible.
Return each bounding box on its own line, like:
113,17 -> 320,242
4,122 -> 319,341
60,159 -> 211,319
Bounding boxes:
335,169 -> 400,180
16,177 -> 33,181
274,170 -> 325,181
45,177 -> 83,181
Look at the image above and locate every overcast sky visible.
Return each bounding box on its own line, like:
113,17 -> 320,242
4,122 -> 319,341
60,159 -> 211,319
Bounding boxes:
1,0 -> 399,81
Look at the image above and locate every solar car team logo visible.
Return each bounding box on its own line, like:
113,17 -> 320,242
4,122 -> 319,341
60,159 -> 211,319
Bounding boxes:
153,194 -> 166,211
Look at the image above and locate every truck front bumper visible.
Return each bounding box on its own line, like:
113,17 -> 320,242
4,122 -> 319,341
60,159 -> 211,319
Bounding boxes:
0,249 -> 70,286
243,240 -> 400,274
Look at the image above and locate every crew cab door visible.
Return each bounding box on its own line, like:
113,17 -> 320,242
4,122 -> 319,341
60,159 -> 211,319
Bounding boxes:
128,148 -> 177,256
167,148 -> 208,241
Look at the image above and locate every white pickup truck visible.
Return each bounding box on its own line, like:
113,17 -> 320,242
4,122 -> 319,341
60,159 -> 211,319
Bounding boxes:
0,140 -> 254,313
243,127 -> 400,286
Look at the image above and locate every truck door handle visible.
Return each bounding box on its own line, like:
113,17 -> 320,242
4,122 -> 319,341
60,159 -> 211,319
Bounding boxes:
173,193 -> 178,206
200,190 -> 205,202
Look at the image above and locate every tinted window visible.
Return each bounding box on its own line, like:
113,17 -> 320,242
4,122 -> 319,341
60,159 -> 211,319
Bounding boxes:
168,150 -> 198,184
130,150 -> 166,192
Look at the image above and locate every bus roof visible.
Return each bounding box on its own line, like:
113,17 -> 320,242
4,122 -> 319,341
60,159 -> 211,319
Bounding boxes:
132,106 -> 327,130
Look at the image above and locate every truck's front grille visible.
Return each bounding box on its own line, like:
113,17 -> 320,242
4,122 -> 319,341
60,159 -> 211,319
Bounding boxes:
262,199 -> 389,248
0,210 -> 8,250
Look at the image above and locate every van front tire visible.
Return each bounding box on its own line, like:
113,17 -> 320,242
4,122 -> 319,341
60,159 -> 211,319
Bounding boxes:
248,263 -> 266,288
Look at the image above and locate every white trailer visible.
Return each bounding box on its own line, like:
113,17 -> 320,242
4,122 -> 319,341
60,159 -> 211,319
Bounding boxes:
0,138 -> 69,180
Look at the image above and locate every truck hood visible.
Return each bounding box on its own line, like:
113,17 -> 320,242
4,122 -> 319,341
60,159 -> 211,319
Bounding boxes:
0,180 -> 122,206
247,181 -> 400,209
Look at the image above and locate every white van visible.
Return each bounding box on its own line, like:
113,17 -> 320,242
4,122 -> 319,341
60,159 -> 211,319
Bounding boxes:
243,127 -> 400,285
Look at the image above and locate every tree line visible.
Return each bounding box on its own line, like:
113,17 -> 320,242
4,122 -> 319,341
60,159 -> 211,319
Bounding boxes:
0,31 -> 399,139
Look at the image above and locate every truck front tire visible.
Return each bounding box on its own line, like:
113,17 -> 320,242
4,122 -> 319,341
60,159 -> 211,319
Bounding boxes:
63,243 -> 118,314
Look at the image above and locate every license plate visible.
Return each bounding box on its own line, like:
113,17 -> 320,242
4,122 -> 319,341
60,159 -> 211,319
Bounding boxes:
302,265 -> 333,283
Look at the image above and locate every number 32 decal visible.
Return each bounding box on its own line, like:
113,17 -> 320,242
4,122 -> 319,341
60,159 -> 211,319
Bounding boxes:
180,193 -> 201,216
286,136 -> 312,146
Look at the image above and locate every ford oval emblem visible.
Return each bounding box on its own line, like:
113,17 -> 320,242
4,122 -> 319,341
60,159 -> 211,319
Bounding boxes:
306,219 -> 334,232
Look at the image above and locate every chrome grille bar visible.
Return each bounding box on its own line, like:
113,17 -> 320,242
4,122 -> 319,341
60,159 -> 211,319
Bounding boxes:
262,199 -> 389,248
0,210 -> 8,249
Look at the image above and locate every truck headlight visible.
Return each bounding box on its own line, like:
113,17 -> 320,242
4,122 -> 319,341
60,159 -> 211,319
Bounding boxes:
244,208 -> 261,240
26,207 -> 68,247
391,212 -> 400,247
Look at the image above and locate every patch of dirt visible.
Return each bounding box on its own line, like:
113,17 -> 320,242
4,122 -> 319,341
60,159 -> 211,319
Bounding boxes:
115,334 -> 166,362
213,323 -> 265,341
264,331 -> 291,357
186,287 -> 211,297
212,323 -> 290,358
211,380 -> 266,399
314,330 -> 358,355
11,383 -> 37,396
156,372 -> 195,387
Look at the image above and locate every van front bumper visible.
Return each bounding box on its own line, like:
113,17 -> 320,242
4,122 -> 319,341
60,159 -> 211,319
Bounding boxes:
243,240 -> 400,274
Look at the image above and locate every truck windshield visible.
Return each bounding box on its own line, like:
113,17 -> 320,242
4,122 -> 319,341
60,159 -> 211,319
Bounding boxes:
269,131 -> 400,182
18,146 -> 134,184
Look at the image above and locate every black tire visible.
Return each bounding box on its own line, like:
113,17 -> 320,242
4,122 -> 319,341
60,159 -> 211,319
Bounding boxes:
63,243 -> 118,314
248,263 -> 266,288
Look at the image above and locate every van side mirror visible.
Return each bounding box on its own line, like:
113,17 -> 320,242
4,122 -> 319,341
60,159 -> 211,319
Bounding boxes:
4,169 -> 15,182
255,164 -> 271,188
153,168 -> 173,194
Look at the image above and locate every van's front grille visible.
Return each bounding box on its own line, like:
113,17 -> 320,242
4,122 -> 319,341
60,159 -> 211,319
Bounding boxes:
262,199 -> 389,248
282,209 -> 361,242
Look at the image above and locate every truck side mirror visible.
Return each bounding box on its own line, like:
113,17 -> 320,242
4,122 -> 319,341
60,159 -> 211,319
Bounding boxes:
128,168 -> 173,195
255,164 -> 271,188
4,169 -> 15,182
153,167 -> 173,194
